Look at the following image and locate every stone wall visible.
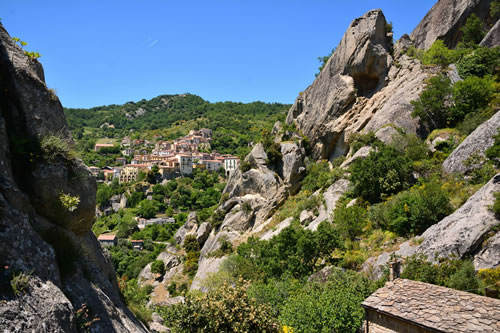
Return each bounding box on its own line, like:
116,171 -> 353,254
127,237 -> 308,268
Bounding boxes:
365,309 -> 435,333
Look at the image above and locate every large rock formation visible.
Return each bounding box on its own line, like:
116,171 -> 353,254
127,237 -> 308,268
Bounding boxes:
286,9 -> 392,159
442,111 -> 500,175
364,174 -> 500,278
286,9 -> 440,160
0,24 -> 146,332
410,0 -> 493,50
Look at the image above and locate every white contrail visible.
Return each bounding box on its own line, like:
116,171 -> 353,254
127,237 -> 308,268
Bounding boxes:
147,40 -> 158,48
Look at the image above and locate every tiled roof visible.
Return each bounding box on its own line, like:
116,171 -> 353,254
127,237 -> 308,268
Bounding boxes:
97,234 -> 116,241
362,279 -> 500,333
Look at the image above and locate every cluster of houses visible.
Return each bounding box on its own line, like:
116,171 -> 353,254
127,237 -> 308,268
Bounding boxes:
90,128 -> 240,183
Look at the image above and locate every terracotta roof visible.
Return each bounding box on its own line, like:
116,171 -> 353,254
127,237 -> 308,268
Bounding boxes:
97,234 -> 117,241
362,279 -> 500,333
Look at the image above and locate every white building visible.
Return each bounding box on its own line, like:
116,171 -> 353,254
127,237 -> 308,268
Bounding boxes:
176,154 -> 193,175
224,156 -> 239,175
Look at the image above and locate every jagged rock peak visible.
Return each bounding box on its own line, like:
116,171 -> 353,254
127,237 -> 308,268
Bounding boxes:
286,9 -> 393,159
410,0 -> 494,50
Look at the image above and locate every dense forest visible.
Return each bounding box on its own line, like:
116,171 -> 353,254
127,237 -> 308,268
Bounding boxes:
64,94 -> 290,159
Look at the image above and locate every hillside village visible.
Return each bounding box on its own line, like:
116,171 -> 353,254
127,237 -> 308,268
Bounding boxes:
89,128 -> 239,183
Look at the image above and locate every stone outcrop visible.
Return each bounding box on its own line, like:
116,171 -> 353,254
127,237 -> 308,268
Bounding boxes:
410,0 -> 494,50
306,178 -> 350,231
286,9 -> 441,161
480,19 -> 500,47
364,174 -> 500,278
473,232 -> 500,269
174,211 -> 198,244
442,111 -> 499,175
286,9 -> 392,159
0,24 -> 146,332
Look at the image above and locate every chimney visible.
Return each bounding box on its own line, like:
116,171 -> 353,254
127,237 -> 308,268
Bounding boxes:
389,261 -> 401,281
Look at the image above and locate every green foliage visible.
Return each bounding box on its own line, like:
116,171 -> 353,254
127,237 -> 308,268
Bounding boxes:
262,129 -> 282,166
457,47 -> 500,78
405,45 -> 425,60
492,0 -> 500,20
65,94 -> 289,160
39,134 -> 76,163
411,74 -> 453,131
421,40 -> 459,66
451,75 -> 495,124
183,234 -> 200,278
151,260 -> 165,275
316,48 -> 335,76
240,161 -> 251,172
247,278 -> 302,318
235,222 -> 341,280
485,129 -> 500,167
111,240 -> 165,279
136,199 -> 161,219
119,278 -> 153,324
460,14 -> 485,47
349,144 -> 413,203
158,279 -> 278,332
10,271 -> 30,296
348,131 -> 382,153
492,192 -> 500,216
333,203 -> 368,241
279,270 -> 375,333
301,160 -> 343,193
401,255 -> 482,294
59,192 -> 80,212
371,179 -> 453,236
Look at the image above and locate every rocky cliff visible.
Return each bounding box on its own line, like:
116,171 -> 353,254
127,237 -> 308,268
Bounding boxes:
410,0 -> 493,49
0,24 -> 147,332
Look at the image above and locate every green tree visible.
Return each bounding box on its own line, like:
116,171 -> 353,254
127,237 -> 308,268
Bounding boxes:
460,14 -> 485,46
411,74 -> 452,131
450,75 -> 495,125
349,144 -> 413,203
279,270 -> 374,333
151,260 -> 165,276
136,199 -> 159,219
159,279 -> 278,332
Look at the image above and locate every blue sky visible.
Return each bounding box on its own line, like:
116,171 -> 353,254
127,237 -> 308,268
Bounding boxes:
1,1 -> 436,108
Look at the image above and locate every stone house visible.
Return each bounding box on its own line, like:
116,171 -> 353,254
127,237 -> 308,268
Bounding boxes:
131,240 -> 144,250
362,276 -> 500,332
97,234 -> 117,247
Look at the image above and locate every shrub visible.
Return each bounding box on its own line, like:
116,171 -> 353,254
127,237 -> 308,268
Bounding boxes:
159,279 -> 278,332
40,134 -> 76,163
421,40 -> 458,66
262,129 -> 282,166
301,160 -> 343,192
349,144 -> 413,203
348,131 -> 381,153
460,14 -> 485,46
377,179 -> 453,236
457,46 -> 500,78
333,204 -> 368,241
240,161 -> 251,172
486,129 -> 500,167
151,260 -> 165,276
136,199 -> 160,219
411,74 -> 453,131
59,192 -> 80,212
10,271 -> 31,296
279,270 -> 374,333
401,255 -> 482,294
478,267 -> 500,293
450,75 -> 495,125
183,234 -> 200,253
